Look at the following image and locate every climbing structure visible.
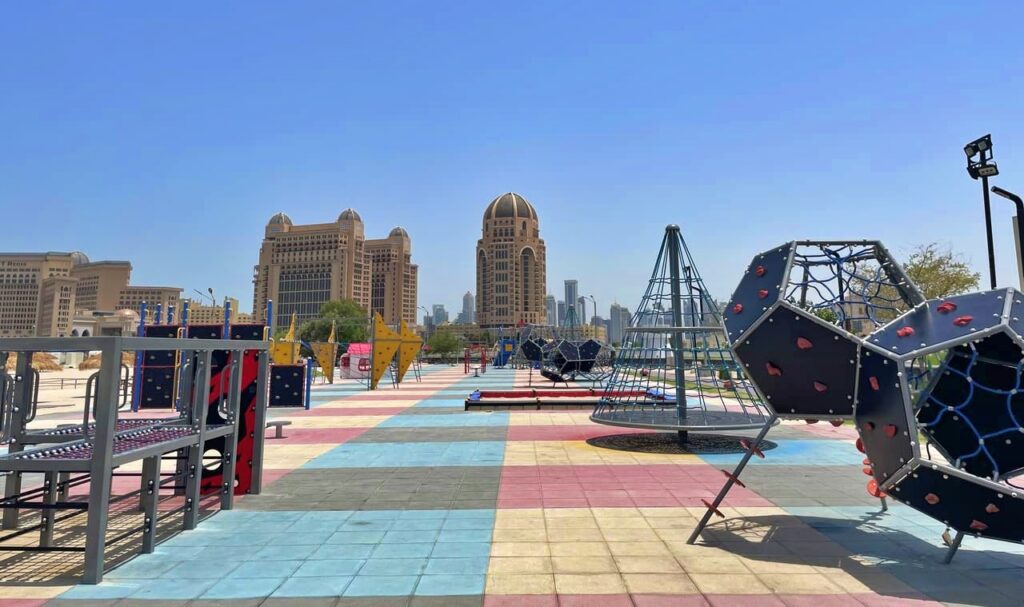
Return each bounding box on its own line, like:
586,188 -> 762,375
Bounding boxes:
590,225 -> 773,440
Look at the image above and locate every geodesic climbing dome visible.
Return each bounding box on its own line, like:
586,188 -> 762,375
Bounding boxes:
591,225 -> 773,432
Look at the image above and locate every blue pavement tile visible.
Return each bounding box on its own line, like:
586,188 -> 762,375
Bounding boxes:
311,543 -> 377,559
437,528 -> 493,543
360,557 -> 429,575
373,543 -> 435,558
273,575 -> 354,597
424,556 -> 490,575
202,576 -> 285,599
431,542 -> 491,557
701,439 -> 858,466
195,545 -> 256,561
272,530 -> 336,545
340,519 -> 395,532
231,559 -> 303,578
305,441 -> 506,468
380,412 -> 509,427
398,509 -> 450,520
328,530 -> 387,544
254,543 -> 320,560
61,581 -> 141,600
294,559 -> 366,577
343,575 -> 419,596
129,577 -> 217,600
104,557 -> 181,580
381,529 -> 440,544
400,518 -> 446,531
165,560 -> 240,579
442,517 -> 496,530
415,574 -> 486,596
150,545 -> 205,560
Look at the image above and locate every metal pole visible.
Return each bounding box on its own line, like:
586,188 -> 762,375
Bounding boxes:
983,175 -> 997,289
943,530 -> 964,564
665,226 -> 688,443
687,415 -> 777,544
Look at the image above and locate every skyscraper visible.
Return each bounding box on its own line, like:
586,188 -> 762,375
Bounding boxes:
366,227 -> 419,326
557,300 -> 566,326
432,304 -> 448,325
475,193 -> 547,327
609,302 -> 631,344
544,295 -> 556,326
460,291 -> 475,324
563,280 -> 579,326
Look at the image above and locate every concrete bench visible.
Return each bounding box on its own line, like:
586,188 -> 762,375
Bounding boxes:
266,420 -> 292,439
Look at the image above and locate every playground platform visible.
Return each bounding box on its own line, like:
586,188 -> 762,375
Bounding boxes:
3,365 -> 1023,606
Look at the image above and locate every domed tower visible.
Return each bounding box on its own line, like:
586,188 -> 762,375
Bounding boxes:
476,192 -> 547,327
265,212 -> 293,235
365,225 -> 418,326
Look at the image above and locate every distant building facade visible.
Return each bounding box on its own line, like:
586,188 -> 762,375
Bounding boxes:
476,193 -> 547,328
432,304 -> 448,325
457,291 -> 475,324
609,303 -> 631,344
252,210 -> 418,330
544,295 -> 556,326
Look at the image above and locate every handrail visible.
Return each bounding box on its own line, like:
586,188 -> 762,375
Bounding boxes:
25,369 -> 39,423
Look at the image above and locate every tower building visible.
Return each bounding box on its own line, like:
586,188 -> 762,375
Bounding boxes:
475,193 -> 547,328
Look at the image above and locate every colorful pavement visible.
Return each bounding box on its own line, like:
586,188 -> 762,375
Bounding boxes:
6,365 -> 1024,606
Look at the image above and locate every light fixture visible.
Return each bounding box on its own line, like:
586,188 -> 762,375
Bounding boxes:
966,134 -> 999,289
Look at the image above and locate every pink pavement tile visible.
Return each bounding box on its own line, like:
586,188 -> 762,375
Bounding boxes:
342,393 -> 436,401
0,600 -> 48,607
267,427 -> 370,443
300,406 -> 408,416
705,595 -> 787,607
499,464 -> 773,508
633,596 -> 711,607
778,596 -> 864,607
559,595 -> 634,607
850,595 -> 944,607
486,596 -> 559,607
507,426 -> 651,441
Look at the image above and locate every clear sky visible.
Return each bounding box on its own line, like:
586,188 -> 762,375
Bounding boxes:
2,2 -> 1023,317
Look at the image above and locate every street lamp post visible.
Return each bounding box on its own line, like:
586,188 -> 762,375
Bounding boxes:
965,135 -> 1000,289
992,186 -> 1024,289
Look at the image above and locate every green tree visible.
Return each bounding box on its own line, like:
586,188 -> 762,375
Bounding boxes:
296,299 -> 369,344
427,331 -> 461,358
903,243 -> 981,300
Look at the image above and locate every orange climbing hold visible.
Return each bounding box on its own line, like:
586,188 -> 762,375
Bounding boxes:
796,337 -> 814,350
884,424 -> 899,438
866,479 -> 886,498
862,421 -> 876,432
755,265 -> 766,277
937,301 -> 957,314
765,362 -> 782,377
970,520 -> 989,532
896,326 -> 915,338
813,381 -> 828,393
758,289 -> 769,299
869,376 -> 880,391
855,437 -> 866,453
986,503 -> 1000,514
925,493 -> 940,505
829,420 -> 843,427
953,315 -> 973,326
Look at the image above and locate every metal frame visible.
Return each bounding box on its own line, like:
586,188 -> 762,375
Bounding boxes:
0,336 -> 269,583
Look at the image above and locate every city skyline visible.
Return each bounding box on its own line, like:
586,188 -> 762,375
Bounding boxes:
2,5 -> 1023,318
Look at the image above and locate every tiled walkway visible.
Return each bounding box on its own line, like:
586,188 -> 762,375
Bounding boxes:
5,365 -> 1024,606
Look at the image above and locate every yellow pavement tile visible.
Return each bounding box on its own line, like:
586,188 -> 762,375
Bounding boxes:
287,415 -> 387,428
638,507 -> 693,518
646,516 -> 698,530
551,556 -> 618,574
547,516 -> 598,529
591,507 -> 642,518
495,508 -> 545,529
549,542 -> 610,557
607,541 -> 672,557
758,572 -> 846,594
595,516 -> 651,529
489,557 -> 553,574
263,443 -> 335,468
492,528 -> 548,542
503,441 -> 703,466
740,557 -> 820,574
491,542 -> 552,557
486,573 -> 556,595
546,527 -> 604,542
690,573 -> 771,594
600,527 -> 661,542
0,585 -> 70,599
544,507 -> 594,518
622,572 -> 698,593
676,555 -> 751,574
614,555 -> 684,573
554,573 -> 627,594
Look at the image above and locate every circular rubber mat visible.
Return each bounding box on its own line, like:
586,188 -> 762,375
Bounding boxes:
586,432 -> 778,455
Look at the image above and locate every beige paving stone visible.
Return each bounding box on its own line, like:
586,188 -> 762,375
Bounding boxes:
491,542 -> 552,557
546,516 -> 599,529
622,572 -> 699,593
546,527 -> 604,542
595,516 -> 651,529
600,527 -> 660,542
606,541 -> 673,557
758,572 -> 846,594
676,554 -> 751,574
613,555 -> 684,573
492,527 -> 548,542
690,573 -> 771,594
486,573 -> 556,595
553,573 -> 627,594
551,555 -> 618,573
740,557 -> 819,574
489,556 -> 554,574
549,542 -> 611,557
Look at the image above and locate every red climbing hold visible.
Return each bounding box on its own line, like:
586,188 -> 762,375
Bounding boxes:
924,493 -> 940,505
862,421 -> 876,432
813,381 -> 829,393
862,458 -> 872,466
720,469 -> 746,488
829,420 -> 843,427
805,419 -> 819,424
701,499 -> 725,518
732,303 -> 744,314
755,265 -> 766,277
765,362 -> 783,377
869,376 -> 880,391
758,289 -> 769,299
953,315 -> 973,327
862,466 -> 873,476
740,438 -> 765,458
866,479 -> 886,498
796,337 -> 814,350
970,520 -> 989,532
937,301 -> 957,314
855,437 -> 866,453
986,503 -> 1000,514
884,424 -> 899,438
896,326 -> 915,338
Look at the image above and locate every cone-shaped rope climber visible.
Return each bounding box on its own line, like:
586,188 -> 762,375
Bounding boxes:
590,225 -> 774,443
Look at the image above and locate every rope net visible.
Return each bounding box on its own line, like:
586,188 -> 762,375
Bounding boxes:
592,226 -> 772,431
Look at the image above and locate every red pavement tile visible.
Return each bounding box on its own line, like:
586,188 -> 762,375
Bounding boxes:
508,426 -> 651,441
300,406 -> 408,416
486,596 -> 559,607
779,596 -> 864,606
499,464 -> 773,508
266,427 -> 370,444
559,595 -> 633,607
0,600 -> 48,607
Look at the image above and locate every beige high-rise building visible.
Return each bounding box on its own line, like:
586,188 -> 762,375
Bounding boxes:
179,297 -> 249,326
253,209 -> 418,329
117,286 -> 184,322
36,276 -> 77,337
476,193 -> 547,328
71,260 -> 132,313
0,252 -> 75,337
366,227 -> 418,326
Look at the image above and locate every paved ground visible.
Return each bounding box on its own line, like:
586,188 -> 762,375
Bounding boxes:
3,365 -> 1024,606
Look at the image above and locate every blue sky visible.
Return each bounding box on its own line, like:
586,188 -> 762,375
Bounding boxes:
2,2 -> 1023,316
